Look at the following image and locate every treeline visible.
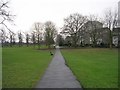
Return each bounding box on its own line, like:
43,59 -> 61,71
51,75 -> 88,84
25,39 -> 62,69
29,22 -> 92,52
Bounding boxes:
57,13 -> 119,48
0,0 -> 119,49
0,21 -> 57,49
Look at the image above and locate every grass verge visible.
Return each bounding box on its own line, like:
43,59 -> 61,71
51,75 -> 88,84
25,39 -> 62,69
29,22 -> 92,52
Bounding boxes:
61,48 -> 118,88
2,46 -> 53,88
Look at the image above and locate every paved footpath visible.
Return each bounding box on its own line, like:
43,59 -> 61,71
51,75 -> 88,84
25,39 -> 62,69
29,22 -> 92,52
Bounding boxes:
36,48 -> 82,88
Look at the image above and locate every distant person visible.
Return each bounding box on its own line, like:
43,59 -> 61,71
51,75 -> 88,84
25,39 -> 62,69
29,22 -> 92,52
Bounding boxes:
50,51 -> 53,56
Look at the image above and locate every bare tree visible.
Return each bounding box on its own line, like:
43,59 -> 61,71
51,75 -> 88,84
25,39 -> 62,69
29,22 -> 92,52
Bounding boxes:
0,28 -> 6,46
56,34 -> 65,46
0,0 -> 14,31
31,31 -> 36,47
10,33 -> 12,46
25,33 -> 30,47
44,21 -> 57,49
18,32 -> 23,47
32,22 -> 43,49
9,32 -> 15,47
0,0 -> 15,47
85,15 -> 103,47
62,13 -> 87,47
64,36 -> 72,47
103,8 -> 118,48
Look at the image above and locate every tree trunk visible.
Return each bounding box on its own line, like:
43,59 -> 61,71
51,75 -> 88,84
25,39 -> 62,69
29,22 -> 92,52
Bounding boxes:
27,41 -> 29,47
72,36 -> 77,48
10,35 -> 12,47
109,30 -> 112,49
38,34 -> 40,49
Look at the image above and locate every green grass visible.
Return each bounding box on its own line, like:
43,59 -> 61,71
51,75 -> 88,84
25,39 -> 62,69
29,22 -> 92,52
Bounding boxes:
2,46 -> 53,88
61,48 -> 118,88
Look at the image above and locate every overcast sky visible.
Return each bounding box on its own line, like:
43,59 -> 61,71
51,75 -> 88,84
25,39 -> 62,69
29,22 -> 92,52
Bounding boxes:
9,0 -> 119,33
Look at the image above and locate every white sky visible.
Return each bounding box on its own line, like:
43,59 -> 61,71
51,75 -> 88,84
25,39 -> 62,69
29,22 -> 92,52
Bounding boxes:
9,0 -> 119,33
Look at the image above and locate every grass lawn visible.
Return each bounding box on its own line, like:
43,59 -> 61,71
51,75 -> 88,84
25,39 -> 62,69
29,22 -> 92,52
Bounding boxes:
2,46 -> 53,88
61,48 -> 118,88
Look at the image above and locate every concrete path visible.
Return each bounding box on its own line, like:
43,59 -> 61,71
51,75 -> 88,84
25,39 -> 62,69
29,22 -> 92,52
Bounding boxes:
36,47 -> 82,88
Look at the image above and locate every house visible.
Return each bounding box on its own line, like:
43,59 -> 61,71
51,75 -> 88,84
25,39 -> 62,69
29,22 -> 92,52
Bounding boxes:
112,28 -> 120,47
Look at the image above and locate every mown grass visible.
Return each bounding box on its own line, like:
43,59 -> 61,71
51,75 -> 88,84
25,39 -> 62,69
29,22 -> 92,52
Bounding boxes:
2,46 -> 53,88
61,48 -> 118,88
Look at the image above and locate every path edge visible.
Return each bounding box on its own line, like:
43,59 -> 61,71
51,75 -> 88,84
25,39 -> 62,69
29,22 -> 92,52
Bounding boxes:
34,49 -> 56,88
60,49 -> 84,90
